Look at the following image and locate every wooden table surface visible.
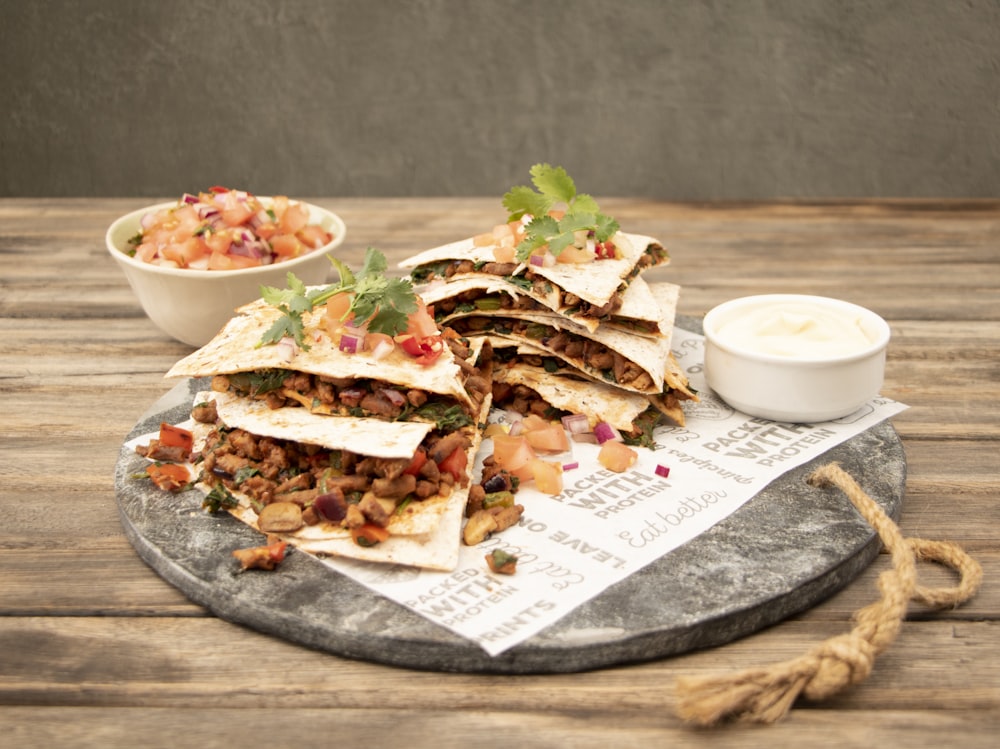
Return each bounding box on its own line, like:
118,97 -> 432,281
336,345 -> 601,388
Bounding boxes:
2,198 -> 998,747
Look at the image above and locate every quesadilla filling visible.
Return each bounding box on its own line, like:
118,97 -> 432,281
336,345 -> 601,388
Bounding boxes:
208,335 -> 491,427
489,343 -> 695,428
429,289 -> 663,337
193,403 -> 478,536
448,315 -> 656,392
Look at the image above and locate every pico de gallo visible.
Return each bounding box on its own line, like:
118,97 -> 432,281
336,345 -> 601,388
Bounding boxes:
127,187 -> 334,270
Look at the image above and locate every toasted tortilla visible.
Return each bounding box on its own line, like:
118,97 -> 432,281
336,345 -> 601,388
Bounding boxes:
167,294 -> 475,410
401,232 -> 669,333
492,361 -> 666,431
206,389 -> 435,458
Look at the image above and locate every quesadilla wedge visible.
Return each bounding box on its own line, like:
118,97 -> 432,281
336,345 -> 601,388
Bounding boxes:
167,297 -> 488,422
434,282 -> 683,397
165,248 -> 495,570
417,271 -> 669,339
489,336 -> 695,431
187,385 -> 489,570
401,231 -> 668,334
400,164 -> 671,333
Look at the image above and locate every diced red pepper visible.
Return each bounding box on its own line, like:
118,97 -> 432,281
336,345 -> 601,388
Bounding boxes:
403,447 -> 428,476
394,333 -> 445,366
266,539 -> 287,562
158,422 -> 194,453
232,538 -> 287,571
437,444 -> 468,482
352,523 -> 391,547
146,463 -> 190,492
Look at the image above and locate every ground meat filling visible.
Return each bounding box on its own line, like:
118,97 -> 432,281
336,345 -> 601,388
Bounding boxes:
416,241 -> 667,324
210,343 -> 490,423
432,290 -> 660,335
491,382 -> 560,420
448,316 -> 655,392
193,417 -> 473,530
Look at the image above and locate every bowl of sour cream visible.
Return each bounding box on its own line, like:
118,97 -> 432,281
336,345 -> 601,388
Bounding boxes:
702,294 -> 891,423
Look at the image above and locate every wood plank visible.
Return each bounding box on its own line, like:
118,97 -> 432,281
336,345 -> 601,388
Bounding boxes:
2,706 -> 997,749
2,706 -> 998,748
1,542 -> 994,620
0,618 -> 996,712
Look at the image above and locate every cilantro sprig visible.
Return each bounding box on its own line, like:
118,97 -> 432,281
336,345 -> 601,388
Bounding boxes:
258,247 -> 417,349
502,164 -> 620,263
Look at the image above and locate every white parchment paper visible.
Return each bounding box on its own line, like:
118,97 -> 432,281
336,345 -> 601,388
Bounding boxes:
320,327 -> 908,655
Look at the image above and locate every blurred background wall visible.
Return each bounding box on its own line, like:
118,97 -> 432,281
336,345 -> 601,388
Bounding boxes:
2,0 -> 998,199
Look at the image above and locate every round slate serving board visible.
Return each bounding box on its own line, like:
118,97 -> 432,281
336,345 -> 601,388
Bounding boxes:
115,317 -> 905,674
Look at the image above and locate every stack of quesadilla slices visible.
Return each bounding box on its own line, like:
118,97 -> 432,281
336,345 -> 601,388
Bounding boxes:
166,294 -> 494,571
400,229 -> 698,444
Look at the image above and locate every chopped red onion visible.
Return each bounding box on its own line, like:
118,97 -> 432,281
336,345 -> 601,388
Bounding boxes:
229,239 -> 267,259
655,465 -> 671,478
561,413 -> 590,434
276,336 -> 298,362
248,208 -> 270,230
339,334 -> 361,354
314,491 -> 347,522
181,193 -> 199,205
339,386 -> 366,401
593,421 -> 622,444
529,254 -> 545,267
562,461 -> 579,471
371,338 -> 394,360
380,388 -> 407,407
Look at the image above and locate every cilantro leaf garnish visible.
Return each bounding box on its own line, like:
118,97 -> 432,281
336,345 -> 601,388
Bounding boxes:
501,163 -> 620,263
337,250 -> 418,335
258,247 -> 417,349
259,272 -> 315,347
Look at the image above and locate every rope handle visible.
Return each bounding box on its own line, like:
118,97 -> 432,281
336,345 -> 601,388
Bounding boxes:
674,462 -> 983,726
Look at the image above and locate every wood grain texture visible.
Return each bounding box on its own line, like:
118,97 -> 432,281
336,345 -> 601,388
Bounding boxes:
1,198 -> 997,746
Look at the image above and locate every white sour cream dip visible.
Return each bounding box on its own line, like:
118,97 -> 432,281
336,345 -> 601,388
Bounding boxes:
714,301 -> 876,359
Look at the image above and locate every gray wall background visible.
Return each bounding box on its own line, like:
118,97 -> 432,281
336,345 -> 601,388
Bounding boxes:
3,0 -> 998,199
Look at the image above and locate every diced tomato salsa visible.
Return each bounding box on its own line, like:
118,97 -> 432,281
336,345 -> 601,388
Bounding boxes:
127,188 -> 333,271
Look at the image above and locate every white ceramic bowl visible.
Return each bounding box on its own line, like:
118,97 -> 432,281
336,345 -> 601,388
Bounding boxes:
106,199 -> 346,347
703,294 -> 891,423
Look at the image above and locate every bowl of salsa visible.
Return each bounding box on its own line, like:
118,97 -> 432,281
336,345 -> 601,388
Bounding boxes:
106,188 -> 346,347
